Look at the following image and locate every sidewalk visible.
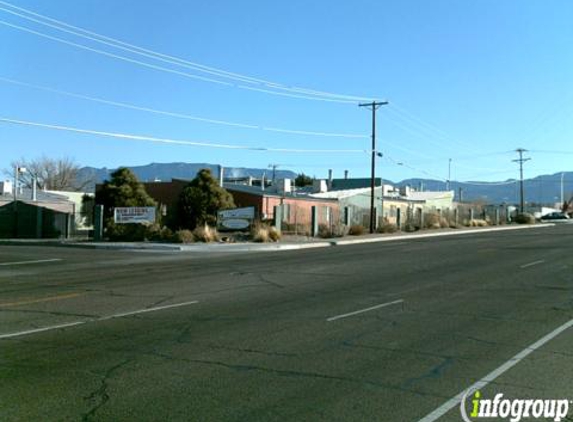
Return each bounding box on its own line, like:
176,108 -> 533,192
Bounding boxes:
0,223 -> 554,252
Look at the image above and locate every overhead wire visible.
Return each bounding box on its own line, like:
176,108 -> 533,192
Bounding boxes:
0,1 -> 377,103
0,76 -> 368,138
0,117 -> 369,154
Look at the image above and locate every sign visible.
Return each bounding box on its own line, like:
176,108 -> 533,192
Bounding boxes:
114,207 -> 156,224
217,206 -> 255,231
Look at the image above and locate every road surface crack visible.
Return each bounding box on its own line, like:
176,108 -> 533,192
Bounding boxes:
81,359 -> 131,422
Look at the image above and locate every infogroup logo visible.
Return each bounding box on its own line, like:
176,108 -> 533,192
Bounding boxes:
460,390 -> 571,422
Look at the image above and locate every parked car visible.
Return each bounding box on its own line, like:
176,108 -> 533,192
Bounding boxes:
540,212 -> 571,222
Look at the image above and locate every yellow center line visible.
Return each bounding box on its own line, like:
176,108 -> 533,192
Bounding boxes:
0,293 -> 83,308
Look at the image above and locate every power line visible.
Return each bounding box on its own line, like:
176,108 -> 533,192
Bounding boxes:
386,103 -> 482,154
0,1 -> 377,103
0,76 -> 368,139
0,20 -> 359,104
0,117 -> 368,154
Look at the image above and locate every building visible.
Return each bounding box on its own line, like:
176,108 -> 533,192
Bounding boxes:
0,186 -> 78,238
225,183 -> 339,227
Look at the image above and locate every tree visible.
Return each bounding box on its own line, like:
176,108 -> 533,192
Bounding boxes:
295,173 -> 313,187
178,169 -> 235,229
80,194 -> 95,227
9,156 -> 92,191
96,168 -> 157,240
97,167 -> 156,220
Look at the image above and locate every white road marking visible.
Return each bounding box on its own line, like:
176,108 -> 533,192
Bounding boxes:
520,259 -> 545,269
416,317 -> 573,422
327,299 -> 404,322
0,300 -> 199,340
98,300 -> 199,320
0,258 -> 63,266
0,321 -> 85,339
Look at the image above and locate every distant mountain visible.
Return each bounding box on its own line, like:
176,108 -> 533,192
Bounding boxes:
78,163 -> 572,206
395,172 -> 573,205
78,162 -> 297,191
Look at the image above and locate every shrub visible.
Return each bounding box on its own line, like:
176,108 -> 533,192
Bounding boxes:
424,213 -> 441,230
173,229 -> 194,243
251,223 -> 281,242
252,226 -> 269,243
377,222 -> 398,234
348,224 -> 365,236
469,219 -> 489,227
268,226 -> 281,242
106,222 -> 148,241
404,222 -> 419,232
514,213 -> 536,224
142,224 -> 175,242
192,225 -> 219,242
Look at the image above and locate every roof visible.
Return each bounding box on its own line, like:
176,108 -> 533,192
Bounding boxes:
224,183 -> 336,202
0,189 -> 75,213
406,191 -> 454,201
330,178 -> 382,191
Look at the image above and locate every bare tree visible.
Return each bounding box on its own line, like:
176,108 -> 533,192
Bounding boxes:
8,156 -> 92,191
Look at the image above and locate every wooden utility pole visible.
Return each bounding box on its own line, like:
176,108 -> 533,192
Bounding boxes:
359,101 -> 388,233
513,148 -> 531,213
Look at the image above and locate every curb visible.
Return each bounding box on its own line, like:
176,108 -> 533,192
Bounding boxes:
0,223 -> 555,252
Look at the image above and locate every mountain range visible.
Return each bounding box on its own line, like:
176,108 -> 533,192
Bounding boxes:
78,163 -> 572,206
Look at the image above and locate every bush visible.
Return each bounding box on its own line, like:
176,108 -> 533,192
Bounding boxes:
105,222 -> 148,241
192,225 -> 219,242
377,222 -> 398,234
469,219 -> 489,227
252,225 -> 269,243
318,223 -> 345,238
268,226 -> 281,242
514,213 -> 536,224
348,224 -> 366,236
404,222 -> 420,232
173,229 -> 194,243
251,223 -> 281,243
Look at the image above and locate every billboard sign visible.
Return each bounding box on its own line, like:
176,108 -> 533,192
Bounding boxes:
218,206 -> 255,230
114,207 -> 156,224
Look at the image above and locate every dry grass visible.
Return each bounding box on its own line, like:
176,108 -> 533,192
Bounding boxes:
192,225 -> 219,242
348,224 -> 366,236
467,219 -> 489,227
251,223 -> 281,242
377,223 -> 398,234
173,229 -> 195,243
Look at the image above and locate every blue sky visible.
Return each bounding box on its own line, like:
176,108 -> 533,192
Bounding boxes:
1,0 -> 572,184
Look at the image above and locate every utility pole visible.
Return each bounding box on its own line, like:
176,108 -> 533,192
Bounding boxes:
447,158 -> 452,191
359,100 -> 388,233
561,172 -> 565,207
268,164 -> 279,184
512,148 -> 531,213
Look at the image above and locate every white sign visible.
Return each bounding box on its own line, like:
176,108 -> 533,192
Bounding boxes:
218,207 -> 255,230
114,207 -> 156,224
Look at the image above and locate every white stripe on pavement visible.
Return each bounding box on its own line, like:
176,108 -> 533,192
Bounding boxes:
0,300 -> 199,339
98,300 -> 199,320
520,260 -> 545,269
0,321 -> 85,339
416,317 -> 573,422
0,258 -> 63,266
327,299 -> 404,322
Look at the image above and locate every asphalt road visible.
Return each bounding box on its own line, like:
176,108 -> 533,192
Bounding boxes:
1,225 -> 572,422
